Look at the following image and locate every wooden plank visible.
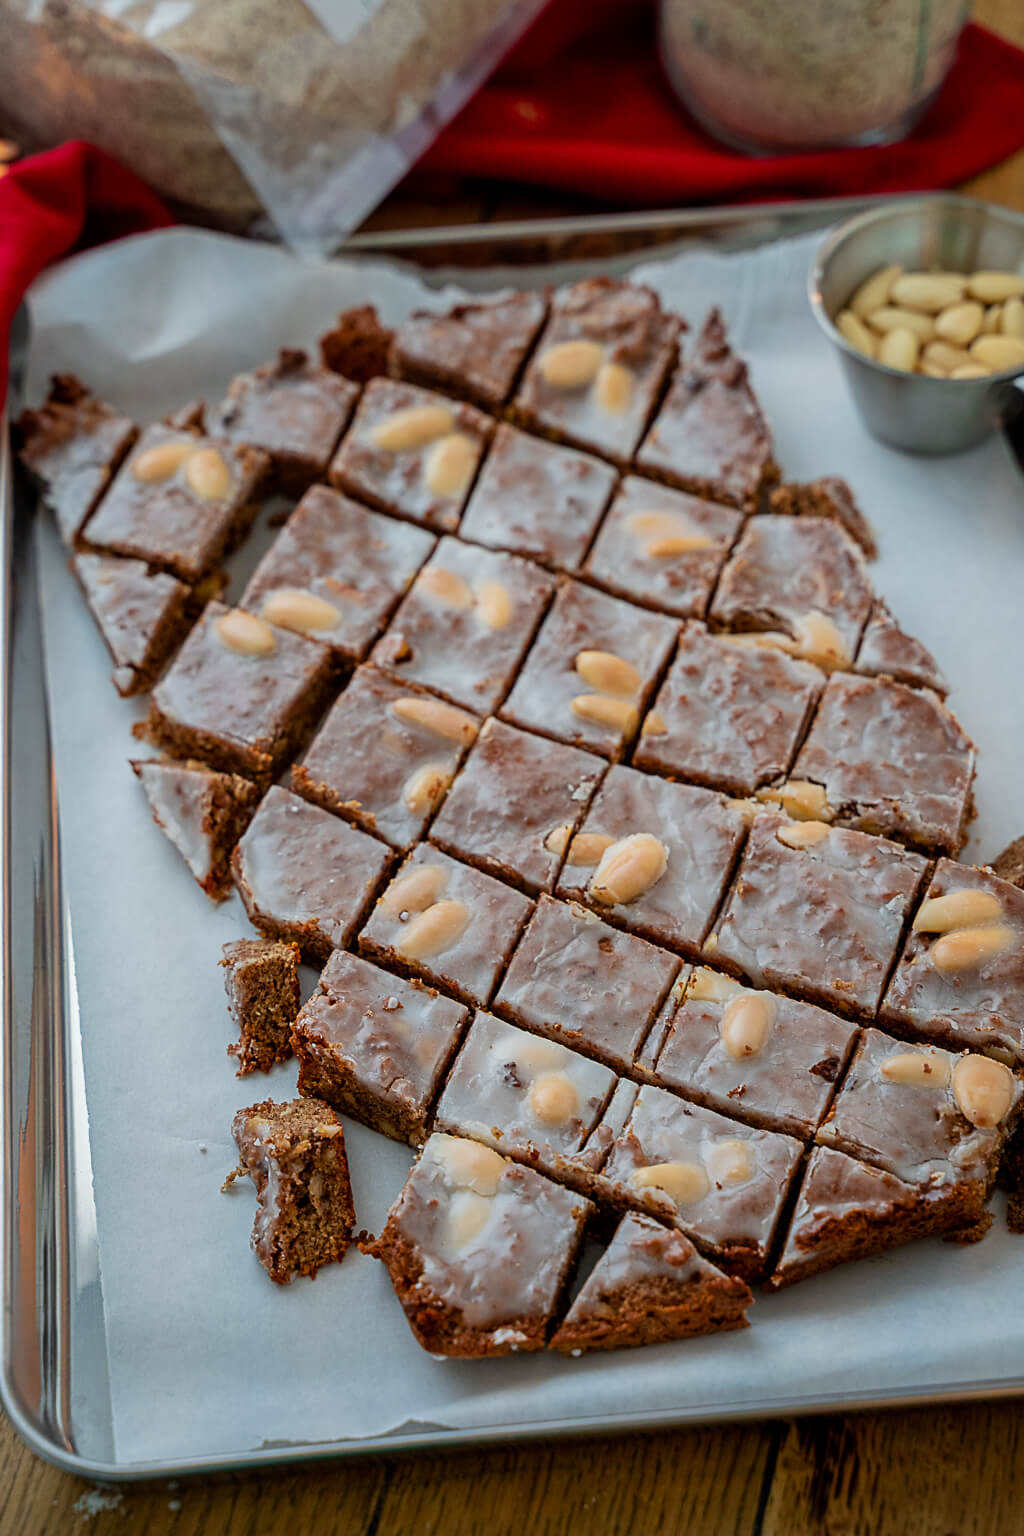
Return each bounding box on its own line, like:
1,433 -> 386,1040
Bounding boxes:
375,1426 -> 778,1536
761,1403 -> 1024,1536
0,1411 -> 388,1536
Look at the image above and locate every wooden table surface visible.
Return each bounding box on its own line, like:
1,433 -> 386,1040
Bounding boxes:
4,3 -> 1024,1531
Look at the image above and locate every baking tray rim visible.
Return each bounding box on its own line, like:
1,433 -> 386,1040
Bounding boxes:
6,194 -> 1024,1482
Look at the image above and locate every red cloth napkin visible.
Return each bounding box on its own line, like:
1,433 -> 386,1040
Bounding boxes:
0,140 -> 172,409
420,4 -> 1024,205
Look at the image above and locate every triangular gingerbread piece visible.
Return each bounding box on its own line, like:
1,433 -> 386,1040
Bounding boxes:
132,758 -> 259,900
767,1145 -> 967,1290
551,1213 -> 752,1355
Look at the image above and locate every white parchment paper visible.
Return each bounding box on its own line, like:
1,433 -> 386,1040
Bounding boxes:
23,228 -> 1024,1466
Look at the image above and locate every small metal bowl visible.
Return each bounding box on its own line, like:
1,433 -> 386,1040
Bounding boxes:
809,193 -> 1024,456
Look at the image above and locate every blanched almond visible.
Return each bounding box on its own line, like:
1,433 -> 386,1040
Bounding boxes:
646,533 -> 715,556
791,609 -> 851,668
1002,296 -> 1024,339
575,649 -> 642,696
849,264 -> 902,317
950,363 -> 992,379
836,310 -> 876,358
890,273 -> 966,312
528,1072 -> 579,1126
445,1189 -> 492,1249
880,1051 -> 950,1088
185,447 -> 233,501
403,761 -> 452,815
628,510 -> 688,539
930,924 -> 1015,973
967,271 -> 1024,304
417,564 -> 474,609
539,339 -> 604,389
510,1035 -> 568,1073
934,301 -> 984,346
379,864 -> 447,918
776,820 -> 830,849
589,833 -> 668,906
912,888 -> 1004,933
758,780 -> 832,821
982,303 -> 1004,333
392,696 -> 478,745
214,608 -> 275,656
866,307 -> 936,341
475,580 -> 512,630
632,1161 -> 709,1206
570,694 -> 639,735
434,1133 -> 505,1194
720,993 -> 775,1059
952,1055 -> 1016,1128
594,360 -> 635,414
260,587 -> 341,633
878,327 -> 919,372
564,831 -> 615,866
970,334 -> 1024,371
687,967 -> 744,1004
398,898 -> 470,959
706,1138 -> 755,1186
423,432 -> 479,499
371,404 -> 454,451
132,439 -> 194,484
641,711 -> 668,737
543,824 -> 573,858
922,340 -> 972,372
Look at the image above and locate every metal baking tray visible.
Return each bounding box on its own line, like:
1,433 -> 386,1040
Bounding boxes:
5,197 -> 1024,1482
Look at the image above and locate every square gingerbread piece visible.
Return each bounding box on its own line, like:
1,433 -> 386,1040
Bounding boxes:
229,1098 -> 354,1284
232,786 -> 391,962
390,291 -> 548,409
292,668 -> 478,850
15,374 -> 138,545
429,718 -> 605,895
555,766 -> 748,955
593,1083 -> 804,1281
816,1028 -> 1021,1224
83,424 -> 269,583
710,515 -> 874,671
458,424 -> 616,572
635,309 -> 777,511
513,278 -> 680,463
640,965 -> 857,1139
210,348 -> 359,492
712,812 -> 928,1018
359,845 -> 533,1008
500,579 -> 677,761
790,672 -> 975,855
633,622 -> 824,796
221,938 -> 301,1075
371,537 -> 554,713
881,862 -> 1024,1063
583,476 -> 743,620
365,1132 -> 592,1357
145,601 -> 338,782
434,1011 -> 618,1188
328,377 -> 491,533
495,894 -> 679,1071
240,485 -> 435,661
292,949 -> 468,1145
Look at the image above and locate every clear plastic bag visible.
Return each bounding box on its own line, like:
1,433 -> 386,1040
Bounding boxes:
0,0 -> 548,252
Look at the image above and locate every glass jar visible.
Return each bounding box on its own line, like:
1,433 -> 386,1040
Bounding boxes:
659,0 -> 972,155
